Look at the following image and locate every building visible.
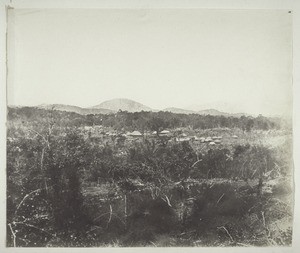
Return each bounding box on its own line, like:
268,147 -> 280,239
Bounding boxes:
160,130 -> 171,136
129,131 -> 143,137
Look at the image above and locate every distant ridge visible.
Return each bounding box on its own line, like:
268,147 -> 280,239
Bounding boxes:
163,107 -> 196,114
37,104 -> 113,115
197,109 -> 230,116
91,98 -> 152,112
163,107 -> 249,117
197,109 -> 251,117
186,102 -> 251,117
19,98 -> 251,117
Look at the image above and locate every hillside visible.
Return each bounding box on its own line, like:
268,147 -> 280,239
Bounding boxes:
16,98 -> 253,117
197,109 -> 231,116
163,107 -> 196,114
91,98 -> 152,112
163,107 -> 244,117
37,104 -> 113,115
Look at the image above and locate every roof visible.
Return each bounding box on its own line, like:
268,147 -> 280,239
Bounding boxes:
177,137 -> 190,142
130,131 -> 143,136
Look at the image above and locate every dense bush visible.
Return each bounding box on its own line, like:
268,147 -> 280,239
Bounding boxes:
6,111 -> 293,247
8,107 -> 283,132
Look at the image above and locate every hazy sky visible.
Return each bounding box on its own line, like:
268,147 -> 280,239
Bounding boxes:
7,9 -> 292,116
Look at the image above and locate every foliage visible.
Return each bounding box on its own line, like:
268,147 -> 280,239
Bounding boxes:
6,108 -> 293,247
8,107 -> 283,132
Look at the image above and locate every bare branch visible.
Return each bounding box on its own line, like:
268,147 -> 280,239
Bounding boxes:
8,223 -> 16,247
162,195 -> 172,207
236,242 -> 252,247
14,188 -> 42,215
13,221 -> 55,237
107,205 -> 112,228
40,148 -> 45,171
191,159 -> 202,168
150,241 -> 157,247
216,193 -> 225,206
217,226 -> 234,242
27,129 -> 50,148
261,211 -> 266,227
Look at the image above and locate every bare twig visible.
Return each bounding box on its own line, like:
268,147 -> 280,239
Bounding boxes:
206,169 -> 211,179
248,203 -> 259,213
107,205 -> 112,228
18,236 -> 29,245
93,212 -> 125,225
15,188 -> 42,215
40,148 -> 45,171
267,238 -> 278,246
93,212 -> 110,222
13,221 -> 55,237
191,159 -> 202,168
240,160 -> 248,178
150,241 -> 157,247
8,223 -> 16,247
251,168 -> 258,178
28,129 -> 49,148
261,211 -> 266,227
216,193 -> 225,206
162,195 -> 172,207
217,226 -> 234,242
40,148 -> 48,194
86,226 -> 102,234
124,194 -> 127,229
236,242 -> 252,247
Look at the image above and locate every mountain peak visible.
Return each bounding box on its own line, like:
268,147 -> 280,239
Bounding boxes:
91,98 -> 152,112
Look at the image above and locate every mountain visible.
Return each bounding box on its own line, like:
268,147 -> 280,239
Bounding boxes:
163,107 -> 196,114
197,109 -> 231,116
186,102 -> 249,115
163,107 -> 246,117
91,98 -> 152,112
30,99 -> 250,117
231,112 -> 252,117
196,109 -> 251,117
37,104 -> 113,115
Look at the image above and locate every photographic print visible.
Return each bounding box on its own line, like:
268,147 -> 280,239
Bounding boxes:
5,7 -> 294,247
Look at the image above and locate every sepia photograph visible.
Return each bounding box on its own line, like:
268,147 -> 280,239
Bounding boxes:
1,0 -> 298,250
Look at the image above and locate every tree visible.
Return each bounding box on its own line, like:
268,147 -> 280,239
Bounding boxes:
147,116 -> 167,136
246,118 -> 254,132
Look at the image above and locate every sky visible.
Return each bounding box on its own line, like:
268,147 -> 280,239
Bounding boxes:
7,9 -> 292,116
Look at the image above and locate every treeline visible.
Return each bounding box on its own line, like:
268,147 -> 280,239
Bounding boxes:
8,106 -> 282,131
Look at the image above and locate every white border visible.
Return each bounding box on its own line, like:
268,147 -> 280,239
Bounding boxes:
0,1 -> 298,253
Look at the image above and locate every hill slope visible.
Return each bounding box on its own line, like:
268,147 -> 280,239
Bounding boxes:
197,109 -> 231,116
28,99 -> 250,117
37,104 -> 113,115
163,107 -> 238,117
163,107 -> 196,114
91,98 -> 152,112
